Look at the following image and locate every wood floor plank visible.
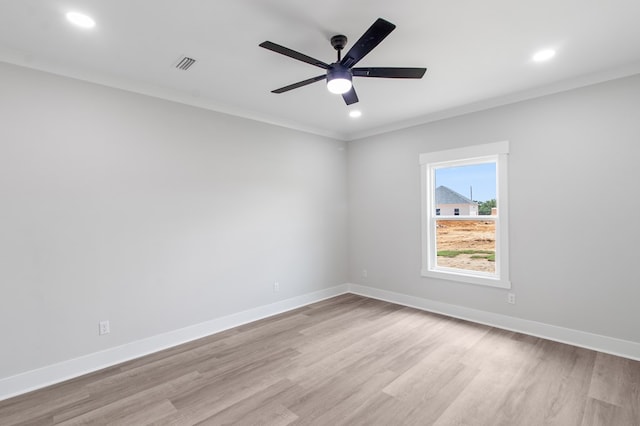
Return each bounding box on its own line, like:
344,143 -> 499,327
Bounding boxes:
293,369 -> 397,425
590,352 -> 640,425
382,320 -> 489,399
158,375 -> 286,424
588,352 -> 634,406
581,398 -> 619,426
492,340 -> 597,426
1,295 -> 638,425
194,379 -> 301,426
104,399 -> 177,426
431,331 -> 540,425
54,372 -> 199,425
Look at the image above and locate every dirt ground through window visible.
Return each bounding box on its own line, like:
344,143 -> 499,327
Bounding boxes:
436,220 -> 496,273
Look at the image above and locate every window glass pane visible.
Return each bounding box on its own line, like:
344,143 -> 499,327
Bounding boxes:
435,163 -> 496,216
435,220 -> 496,273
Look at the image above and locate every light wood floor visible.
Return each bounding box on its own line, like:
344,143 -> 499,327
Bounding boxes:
1,294 -> 639,425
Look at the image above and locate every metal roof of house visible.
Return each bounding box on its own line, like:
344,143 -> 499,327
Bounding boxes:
435,186 -> 476,205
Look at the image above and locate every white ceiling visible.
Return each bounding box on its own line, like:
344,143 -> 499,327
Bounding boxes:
1,0 -> 640,140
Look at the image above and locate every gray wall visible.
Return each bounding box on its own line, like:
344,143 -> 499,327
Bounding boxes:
0,62 -> 348,379
348,73 -> 640,343
2,58 -> 639,384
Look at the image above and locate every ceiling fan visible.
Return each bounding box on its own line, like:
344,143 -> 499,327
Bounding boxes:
259,18 -> 427,105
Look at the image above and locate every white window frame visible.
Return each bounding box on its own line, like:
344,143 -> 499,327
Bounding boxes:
420,141 -> 510,289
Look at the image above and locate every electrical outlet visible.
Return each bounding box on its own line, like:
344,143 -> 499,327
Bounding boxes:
362,269 -> 368,278
507,293 -> 516,304
99,320 -> 110,335
273,282 -> 280,292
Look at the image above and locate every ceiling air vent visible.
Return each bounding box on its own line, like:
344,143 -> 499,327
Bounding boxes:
175,56 -> 196,71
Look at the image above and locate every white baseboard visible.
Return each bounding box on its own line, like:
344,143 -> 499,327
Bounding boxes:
4,282 -> 639,402
0,284 -> 349,401
348,283 -> 640,362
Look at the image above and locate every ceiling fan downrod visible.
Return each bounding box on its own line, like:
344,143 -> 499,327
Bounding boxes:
330,35 -> 348,62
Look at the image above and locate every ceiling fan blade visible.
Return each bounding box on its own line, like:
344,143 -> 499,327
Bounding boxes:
342,87 -> 359,105
271,74 -> 327,93
352,67 -> 427,78
259,41 -> 330,70
340,18 -> 396,68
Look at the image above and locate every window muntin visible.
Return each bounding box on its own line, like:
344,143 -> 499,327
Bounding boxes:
420,142 -> 510,288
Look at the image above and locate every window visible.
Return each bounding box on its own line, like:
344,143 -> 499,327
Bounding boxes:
420,141 -> 510,288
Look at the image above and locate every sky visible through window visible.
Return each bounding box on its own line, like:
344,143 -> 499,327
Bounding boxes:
435,162 -> 496,202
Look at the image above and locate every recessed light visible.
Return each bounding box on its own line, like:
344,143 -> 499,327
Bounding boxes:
66,11 -> 96,28
349,110 -> 362,118
532,49 -> 556,62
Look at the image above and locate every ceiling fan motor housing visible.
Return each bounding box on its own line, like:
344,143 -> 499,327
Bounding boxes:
328,63 -> 351,80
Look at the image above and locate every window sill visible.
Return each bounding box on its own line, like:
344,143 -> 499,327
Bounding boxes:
421,268 -> 511,289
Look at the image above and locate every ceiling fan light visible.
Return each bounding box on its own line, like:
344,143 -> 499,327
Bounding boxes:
327,78 -> 352,94
327,66 -> 353,94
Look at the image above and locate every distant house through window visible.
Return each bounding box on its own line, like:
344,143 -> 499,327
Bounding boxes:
436,186 -> 477,216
